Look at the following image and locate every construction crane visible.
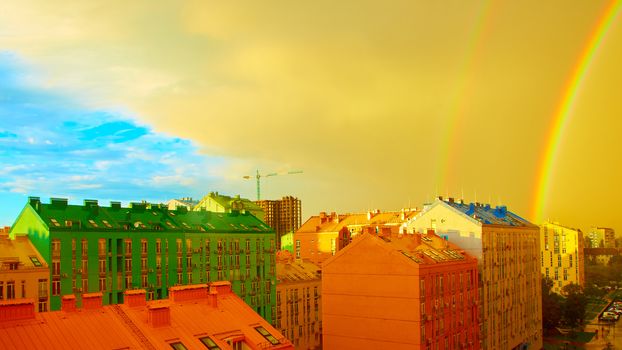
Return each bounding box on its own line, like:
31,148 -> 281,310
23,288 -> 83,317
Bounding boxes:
243,169 -> 303,201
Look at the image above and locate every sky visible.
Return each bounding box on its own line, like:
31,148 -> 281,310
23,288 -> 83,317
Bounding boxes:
1,0 -> 622,234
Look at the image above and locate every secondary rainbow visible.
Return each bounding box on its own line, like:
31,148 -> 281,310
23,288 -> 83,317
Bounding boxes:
532,0 -> 622,222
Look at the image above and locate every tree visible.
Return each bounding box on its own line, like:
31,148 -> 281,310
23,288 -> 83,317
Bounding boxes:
542,277 -> 563,330
561,283 -> 587,329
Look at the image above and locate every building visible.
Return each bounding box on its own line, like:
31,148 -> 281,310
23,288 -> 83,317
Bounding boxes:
9,197 -> 277,322
275,250 -> 322,349
194,192 -> 265,221
540,221 -> 585,294
167,197 -> 199,211
0,226 -> 9,234
256,196 -> 302,245
323,231 -> 480,350
584,247 -> 620,265
586,227 -> 616,248
295,209 -> 420,266
0,282 -> 294,349
0,232 -> 49,312
405,198 -> 542,350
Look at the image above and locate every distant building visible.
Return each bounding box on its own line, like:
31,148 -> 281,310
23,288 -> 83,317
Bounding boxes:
275,251 -> 322,349
405,198 -> 542,350
0,282 -> 294,349
0,232 -> 49,312
194,192 -> 265,221
323,232 -> 480,350
256,196 -> 302,245
587,227 -> 616,248
295,209 -> 420,266
540,221 -> 585,294
9,197 -> 277,323
167,197 -> 199,210
584,247 -> 620,265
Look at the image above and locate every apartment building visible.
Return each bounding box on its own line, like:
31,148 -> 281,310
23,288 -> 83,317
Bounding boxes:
276,250 -> 322,349
0,232 -> 49,312
323,232 -> 479,350
9,197 -> 277,322
406,198 -> 542,350
0,282 -> 293,349
256,196 -> 302,245
194,192 -> 265,221
586,227 -> 616,248
295,209 -> 419,266
541,221 -> 585,294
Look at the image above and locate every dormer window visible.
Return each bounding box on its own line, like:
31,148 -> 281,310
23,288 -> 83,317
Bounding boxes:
50,218 -> 60,227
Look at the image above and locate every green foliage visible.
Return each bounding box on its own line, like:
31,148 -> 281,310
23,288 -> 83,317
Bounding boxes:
561,283 -> 587,329
542,277 -> 563,330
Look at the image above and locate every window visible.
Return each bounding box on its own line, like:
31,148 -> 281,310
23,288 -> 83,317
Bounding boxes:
99,277 -> 106,291
52,261 -> 60,275
156,239 -> 162,254
29,256 -> 42,267
141,258 -> 148,271
98,239 -> 106,255
38,300 -> 47,312
52,239 -> 60,255
82,239 -> 88,256
141,239 -> 148,254
6,281 -> 15,299
125,240 -> 132,255
125,258 -> 132,272
38,279 -> 48,298
199,336 -> 221,349
99,259 -> 106,273
170,342 -> 188,350
142,275 -> 148,288
52,280 -> 61,296
295,240 -> 301,259
82,279 -> 88,293
126,275 -> 133,289
176,239 -> 183,253
88,219 -> 98,228
255,326 -> 280,345
82,258 -> 88,273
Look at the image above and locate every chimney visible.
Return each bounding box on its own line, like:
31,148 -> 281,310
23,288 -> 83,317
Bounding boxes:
367,211 -> 372,220
82,292 -> 103,310
211,281 -> 232,296
413,233 -> 422,246
169,284 -> 208,303
209,290 -> 218,308
62,295 -> 77,312
426,229 -> 435,237
125,289 -> 147,308
319,212 -> 327,223
0,299 -> 36,322
148,302 -> 171,327
448,197 -> 454,203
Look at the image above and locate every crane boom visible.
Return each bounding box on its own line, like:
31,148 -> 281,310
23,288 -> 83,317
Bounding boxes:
242,169 -> 303,200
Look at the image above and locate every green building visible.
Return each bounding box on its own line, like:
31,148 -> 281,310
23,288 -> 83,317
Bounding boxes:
9,197 -> 277,322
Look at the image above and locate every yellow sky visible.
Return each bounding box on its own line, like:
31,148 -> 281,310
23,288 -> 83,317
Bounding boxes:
1,0 -> 621,233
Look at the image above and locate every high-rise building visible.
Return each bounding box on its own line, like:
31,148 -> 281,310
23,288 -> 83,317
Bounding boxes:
275,250 -> 322,349
586,227 -> 616,248
295,209 -> 419,266
0,282 -> 294,349
9,197 -> 277,322
0,232 -> 49,312
405,198 -> 542,350
540,221 -> 585,294
256,196 -> 302,245
323,232 -> 480,350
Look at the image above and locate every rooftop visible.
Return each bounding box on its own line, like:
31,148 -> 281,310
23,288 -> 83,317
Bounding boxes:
0,282 -> 293,350
16,197 -> 272,234
276,251 -> 321,283
196,192 -> 263,212
297,209 -> 420,233
0,233 -> 47,270
436,198 -> 533,227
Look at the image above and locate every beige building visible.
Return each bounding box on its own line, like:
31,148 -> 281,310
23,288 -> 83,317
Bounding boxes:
541,221 -> 585,294
276,251 -> 322,350
0,232 -> 49,312
587,227 -> 616,248
194,192 -> 265,220
406,198 -> 542,350
256,196 -> 302,245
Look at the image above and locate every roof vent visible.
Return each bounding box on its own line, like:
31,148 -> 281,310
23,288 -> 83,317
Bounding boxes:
148,302 -> 171,327
62,295 -> 77,312
125,289 -> 147,308
110,201 -> 122,210
82,292 -> 103,310
0,299 -> 35,322
50,198 -> 68,208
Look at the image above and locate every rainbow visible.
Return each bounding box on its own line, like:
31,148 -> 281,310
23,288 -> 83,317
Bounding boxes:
532,0 -> 622,222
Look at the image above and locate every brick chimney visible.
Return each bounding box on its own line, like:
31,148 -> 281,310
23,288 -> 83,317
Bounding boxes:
211,281 -> 232,295
0,299 -> 36,322
169,284 -> 208,303
209,290 -> 218,308
62,295 -> 77,312
125,289 -> 147,307
148,302 -> 171,327
82,292 -> 103,310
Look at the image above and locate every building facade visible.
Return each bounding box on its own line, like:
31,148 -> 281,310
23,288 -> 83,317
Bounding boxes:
406,198 -> 542,350
256,196 -> 303,245
9,197 -> 277,322
295,209 -> 419,266
0,232 -> 49,312
584,247 -> 620,265
540,221 -> 585,294
275,250 -> 322,350
0,282 -> 294,349
586,227 -> 616,248
194,192 -> 265,221
323,232 -> 480,350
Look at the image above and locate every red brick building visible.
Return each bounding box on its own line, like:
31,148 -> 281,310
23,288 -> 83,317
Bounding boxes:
323,232 -> 479,350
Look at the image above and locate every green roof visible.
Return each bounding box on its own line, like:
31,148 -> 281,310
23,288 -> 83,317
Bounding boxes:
26,197 -> 272,234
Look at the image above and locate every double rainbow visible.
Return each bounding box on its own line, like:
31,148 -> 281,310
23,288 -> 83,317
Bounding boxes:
531,0 -> 622,222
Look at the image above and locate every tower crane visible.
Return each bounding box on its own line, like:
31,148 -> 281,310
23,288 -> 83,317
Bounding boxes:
243,169 -> 303,201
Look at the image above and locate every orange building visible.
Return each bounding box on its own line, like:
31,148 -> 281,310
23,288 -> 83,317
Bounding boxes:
323,232 -> 479,350
275,251 -> 322,349
0,231 -> 49,312
0,281 -> 293,349
295,209 -> 420,266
